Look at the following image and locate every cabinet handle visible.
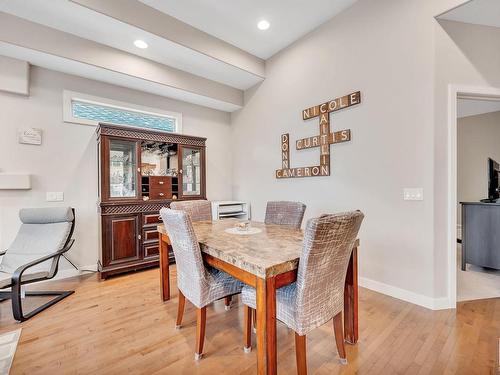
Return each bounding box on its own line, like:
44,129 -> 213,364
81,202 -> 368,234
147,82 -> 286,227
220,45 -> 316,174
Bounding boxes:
158,216 -> 163,222
159,181 -> 164,185
138,235 -> 142,240
179,169 -> 183,174
159,193 -> 164,196
137,168 -> 141,173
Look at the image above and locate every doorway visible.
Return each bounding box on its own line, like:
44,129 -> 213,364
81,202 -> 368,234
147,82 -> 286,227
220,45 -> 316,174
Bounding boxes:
448,85 -> 500,306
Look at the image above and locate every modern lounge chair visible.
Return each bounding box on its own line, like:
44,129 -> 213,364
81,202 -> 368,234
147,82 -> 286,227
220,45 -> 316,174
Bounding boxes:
0,207 -> 76,321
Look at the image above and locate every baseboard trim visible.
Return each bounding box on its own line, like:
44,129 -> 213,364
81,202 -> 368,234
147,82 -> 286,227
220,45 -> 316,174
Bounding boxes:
359,277 -> 453,310
41,264 -> 98,283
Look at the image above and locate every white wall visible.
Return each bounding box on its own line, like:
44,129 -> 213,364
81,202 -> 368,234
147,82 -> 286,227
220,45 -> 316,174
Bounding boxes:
231,0 -> 499,308
0,66 -> 232,270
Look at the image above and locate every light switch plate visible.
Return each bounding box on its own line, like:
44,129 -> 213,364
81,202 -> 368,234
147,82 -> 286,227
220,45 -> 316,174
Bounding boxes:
46,192 -> 64,202
403,188 -> 423,201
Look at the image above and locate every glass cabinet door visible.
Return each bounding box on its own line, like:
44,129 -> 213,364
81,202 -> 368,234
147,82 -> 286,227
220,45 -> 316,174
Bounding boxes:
108,139 -> 138,198
180,147 -> 202,197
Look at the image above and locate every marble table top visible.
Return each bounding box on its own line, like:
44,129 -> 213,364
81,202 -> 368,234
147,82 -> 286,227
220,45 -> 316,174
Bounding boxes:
158,219 -> 359,279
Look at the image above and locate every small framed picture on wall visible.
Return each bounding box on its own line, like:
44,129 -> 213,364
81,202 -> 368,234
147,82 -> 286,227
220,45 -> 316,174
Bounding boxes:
18,128 -> 42,145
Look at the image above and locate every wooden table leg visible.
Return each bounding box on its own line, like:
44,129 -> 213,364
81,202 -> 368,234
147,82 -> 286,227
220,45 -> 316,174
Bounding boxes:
159,234 -> 170,301
344,246 -> 358,344
256,276 -> 277,375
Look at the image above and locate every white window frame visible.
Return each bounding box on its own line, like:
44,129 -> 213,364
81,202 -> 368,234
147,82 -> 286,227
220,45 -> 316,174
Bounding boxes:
63,90 -> 183,133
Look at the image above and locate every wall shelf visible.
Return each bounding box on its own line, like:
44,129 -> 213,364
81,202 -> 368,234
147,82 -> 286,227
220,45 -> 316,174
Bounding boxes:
0,174 -> 31,190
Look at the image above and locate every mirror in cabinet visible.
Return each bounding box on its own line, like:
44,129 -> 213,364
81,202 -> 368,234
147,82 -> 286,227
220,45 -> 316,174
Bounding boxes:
180,146 -> 203,197
140,141 -> 179,200
108,138 -> 139,199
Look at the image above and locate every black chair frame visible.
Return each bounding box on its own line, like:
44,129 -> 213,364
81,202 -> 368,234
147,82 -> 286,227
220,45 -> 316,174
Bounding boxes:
0,208 -> 76,322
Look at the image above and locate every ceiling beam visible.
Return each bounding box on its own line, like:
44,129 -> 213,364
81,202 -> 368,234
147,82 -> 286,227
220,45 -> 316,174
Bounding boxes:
0,12 -> 243,111
71,0 -> 265,78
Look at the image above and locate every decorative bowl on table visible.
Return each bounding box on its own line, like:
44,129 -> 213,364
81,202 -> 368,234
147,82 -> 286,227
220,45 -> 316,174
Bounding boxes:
235,221 -> 251,232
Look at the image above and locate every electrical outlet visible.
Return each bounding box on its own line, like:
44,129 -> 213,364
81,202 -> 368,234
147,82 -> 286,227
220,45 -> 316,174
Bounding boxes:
403,188 -> 423,201
46,192 -> 64,202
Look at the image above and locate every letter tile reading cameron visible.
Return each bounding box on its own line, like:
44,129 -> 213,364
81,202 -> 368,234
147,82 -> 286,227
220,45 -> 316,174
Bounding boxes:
276,91 -> 361,179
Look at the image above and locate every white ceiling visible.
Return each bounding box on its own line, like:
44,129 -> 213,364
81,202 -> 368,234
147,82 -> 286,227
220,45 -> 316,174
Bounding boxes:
140,0 -> 358,59
0,0 -> 359,111
438,0 -> 500,28
458,98 -> 500,118
0,0 -> 262,90
0,42 -> 241,112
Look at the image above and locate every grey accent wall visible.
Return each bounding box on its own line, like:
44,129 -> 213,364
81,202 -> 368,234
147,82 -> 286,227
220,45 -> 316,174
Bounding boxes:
231,0 -> 500,306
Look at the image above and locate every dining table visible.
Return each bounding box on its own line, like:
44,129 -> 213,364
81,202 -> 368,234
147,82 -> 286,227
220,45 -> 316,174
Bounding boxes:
157,219 -> 359,375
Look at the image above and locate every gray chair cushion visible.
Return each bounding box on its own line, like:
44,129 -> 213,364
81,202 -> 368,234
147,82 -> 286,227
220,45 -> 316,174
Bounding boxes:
19,207 -> 74,224
242,283 -> 298,330
1,207 -> 73,275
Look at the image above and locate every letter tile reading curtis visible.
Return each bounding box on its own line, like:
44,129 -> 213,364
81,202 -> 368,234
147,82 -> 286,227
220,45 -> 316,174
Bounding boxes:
276,91 -> 361,179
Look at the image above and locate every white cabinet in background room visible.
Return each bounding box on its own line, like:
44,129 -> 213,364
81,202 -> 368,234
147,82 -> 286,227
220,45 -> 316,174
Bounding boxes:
211,201 -> 251,221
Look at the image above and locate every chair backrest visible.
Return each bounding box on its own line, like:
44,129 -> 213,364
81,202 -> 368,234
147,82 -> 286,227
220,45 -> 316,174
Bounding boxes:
294,211 -> 364,335
169,200 -> 212,221
264,201 -> 306,229
159,208 -> 208,307
1,207 -> 75,275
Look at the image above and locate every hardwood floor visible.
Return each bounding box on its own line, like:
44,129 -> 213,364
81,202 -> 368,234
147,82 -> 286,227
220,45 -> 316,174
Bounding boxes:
1,267 -> 498,374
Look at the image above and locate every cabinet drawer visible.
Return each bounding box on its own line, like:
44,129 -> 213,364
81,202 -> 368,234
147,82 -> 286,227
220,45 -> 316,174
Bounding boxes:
150,187 -> 172,200
143,228 -> 159,242
144,243 -> 159,259
150,176 -> 172,189
144,213 -> 162,225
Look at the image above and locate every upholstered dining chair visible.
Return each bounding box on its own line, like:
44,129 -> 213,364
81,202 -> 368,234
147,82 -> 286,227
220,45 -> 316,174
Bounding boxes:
241,211 -> 364,374
170,200 -> 212,221
265,201 -> 306,229
160,207 -> 243,360
0,207 -> 76,321
168,200 -> 237,309
245,201 -> 307,328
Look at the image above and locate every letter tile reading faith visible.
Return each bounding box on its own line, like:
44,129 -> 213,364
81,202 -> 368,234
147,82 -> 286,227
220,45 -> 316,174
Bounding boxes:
276,91 -> 361,179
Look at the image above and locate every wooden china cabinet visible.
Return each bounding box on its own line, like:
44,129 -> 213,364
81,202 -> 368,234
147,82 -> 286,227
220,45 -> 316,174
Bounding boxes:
97,123 -> 206,279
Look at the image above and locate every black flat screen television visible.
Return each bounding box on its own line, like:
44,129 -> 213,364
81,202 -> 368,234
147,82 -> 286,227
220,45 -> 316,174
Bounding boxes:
487,157 -> 500,201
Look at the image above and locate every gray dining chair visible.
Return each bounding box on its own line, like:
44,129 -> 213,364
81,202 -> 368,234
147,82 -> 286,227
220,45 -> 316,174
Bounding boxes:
241,211 -> 364,374
0,207 -> 76,321
265,201 -> 306,229
168,200 -> 236,309
246,200 -> 307,328
170,200 -> 212,221
160,207 -> 243,360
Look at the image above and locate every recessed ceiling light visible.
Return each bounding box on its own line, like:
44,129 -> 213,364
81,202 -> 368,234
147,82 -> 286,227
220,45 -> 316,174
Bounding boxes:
257,20 -> 270,31
134,40 -> 148,49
